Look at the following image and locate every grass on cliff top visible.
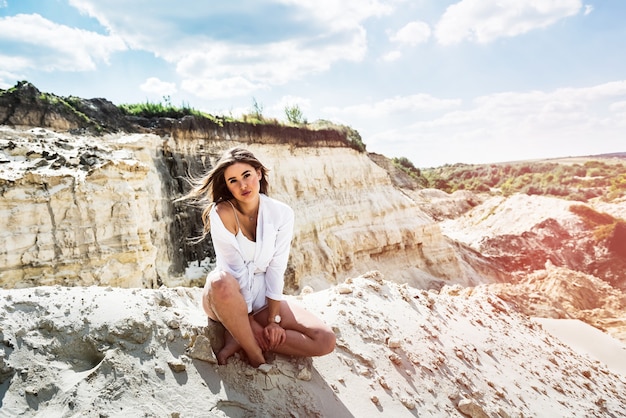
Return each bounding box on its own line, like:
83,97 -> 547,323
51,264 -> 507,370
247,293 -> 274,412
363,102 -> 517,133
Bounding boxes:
118,98 -> 222,122
117,99 -> 367,152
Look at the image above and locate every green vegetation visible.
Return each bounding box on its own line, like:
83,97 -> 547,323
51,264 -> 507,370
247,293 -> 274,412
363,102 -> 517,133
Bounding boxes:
284,104 -> 306,125
38,90 -> 102,131
118,95 -> 219,122
393,157 -> 421,177
311,120 -> 366,152
569,204 -> 626,241
417,159 -> 626,202
609,172 -> 626,200
0,80 -> 27,96
345,126 -> 366,152
252,97 -> 263,119
237,97 -> 280,125
392,157 -> 428,187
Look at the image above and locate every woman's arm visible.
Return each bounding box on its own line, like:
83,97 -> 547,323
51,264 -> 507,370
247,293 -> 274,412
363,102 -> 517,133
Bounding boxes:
263,204 -> 295,301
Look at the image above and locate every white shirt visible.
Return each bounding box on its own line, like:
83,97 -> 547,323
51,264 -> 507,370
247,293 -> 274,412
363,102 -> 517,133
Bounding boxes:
208,193 -> 295,312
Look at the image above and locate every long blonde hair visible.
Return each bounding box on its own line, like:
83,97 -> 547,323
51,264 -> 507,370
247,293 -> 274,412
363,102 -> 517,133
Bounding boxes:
181,147 -> 269,237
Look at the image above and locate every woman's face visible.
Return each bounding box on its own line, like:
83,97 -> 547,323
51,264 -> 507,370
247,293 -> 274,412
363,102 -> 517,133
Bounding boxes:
224,162 -> 262,203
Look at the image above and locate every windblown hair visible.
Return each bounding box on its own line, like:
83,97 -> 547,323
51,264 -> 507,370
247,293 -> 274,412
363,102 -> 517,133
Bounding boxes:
181,147 -> 269,237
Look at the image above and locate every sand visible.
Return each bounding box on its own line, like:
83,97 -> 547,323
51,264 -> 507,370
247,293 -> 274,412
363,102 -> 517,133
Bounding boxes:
1,272 -> 625,417
534,317 -> 626,376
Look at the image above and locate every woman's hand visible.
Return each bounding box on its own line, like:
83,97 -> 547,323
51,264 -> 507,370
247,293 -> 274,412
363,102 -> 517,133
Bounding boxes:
264,323 -> 286,350
249,316 -> 270,351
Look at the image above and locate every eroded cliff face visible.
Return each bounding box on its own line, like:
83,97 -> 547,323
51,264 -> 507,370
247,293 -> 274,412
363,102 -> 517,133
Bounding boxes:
0,123 -> 485,291
227,144 -> 476,289
440,193 -> 626,289
0,128 -> 170,288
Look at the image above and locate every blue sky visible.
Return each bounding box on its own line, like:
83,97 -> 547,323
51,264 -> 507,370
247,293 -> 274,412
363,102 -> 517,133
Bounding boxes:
1,0 -> 625,167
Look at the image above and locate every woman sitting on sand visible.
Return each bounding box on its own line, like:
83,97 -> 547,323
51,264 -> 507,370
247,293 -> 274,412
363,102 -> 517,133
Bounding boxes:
184,147 -> 335,367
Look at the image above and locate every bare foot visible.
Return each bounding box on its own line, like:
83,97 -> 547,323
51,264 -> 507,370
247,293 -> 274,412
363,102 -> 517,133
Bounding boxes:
217,330 -> 266,367
217,340 -> 241,365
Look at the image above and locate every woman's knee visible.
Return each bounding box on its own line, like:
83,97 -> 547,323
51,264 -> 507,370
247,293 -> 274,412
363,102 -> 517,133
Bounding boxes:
315,327 -> 336,356
208,271 -> 240,299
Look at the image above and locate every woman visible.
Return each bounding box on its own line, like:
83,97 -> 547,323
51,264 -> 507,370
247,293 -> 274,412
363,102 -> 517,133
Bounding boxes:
185,147 -> 335,367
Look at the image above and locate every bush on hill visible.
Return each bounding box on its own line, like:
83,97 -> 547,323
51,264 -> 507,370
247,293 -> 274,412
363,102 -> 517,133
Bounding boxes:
418,159 -> 626,202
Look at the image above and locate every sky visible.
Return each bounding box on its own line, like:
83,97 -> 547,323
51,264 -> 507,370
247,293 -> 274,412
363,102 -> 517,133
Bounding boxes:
1,0 -> 625,167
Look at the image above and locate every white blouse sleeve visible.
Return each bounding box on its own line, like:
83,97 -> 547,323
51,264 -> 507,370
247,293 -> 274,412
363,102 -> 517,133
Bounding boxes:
263,202 -> 294,301
208,206 -> 247,281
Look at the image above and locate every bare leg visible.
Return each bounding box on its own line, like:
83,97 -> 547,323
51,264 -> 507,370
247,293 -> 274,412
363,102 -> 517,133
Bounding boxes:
204,271 -> 265,367
254,300 -> 336,358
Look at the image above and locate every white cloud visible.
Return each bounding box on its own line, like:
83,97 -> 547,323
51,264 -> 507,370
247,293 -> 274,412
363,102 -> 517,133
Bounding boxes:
609,100 -> 626,111
0,13 -> 126,71
0,54 -> 32,72
435,0 -> 583,45
139,77 -> 177,96
274,95 -> 311,110
277,0 -> 394,28
0,70 -> 22,89
608,100 -> 626,120
382,50 -> 402,62
389,21 -> 431,46
66,0 -> 386,98
180,77 -> 265,101
324,94 -> 462,119
173,32 -> 368,99
584,4 -> 594,15
366,81 -> 626,166
177,32 -> 366,83
271,95 -> 311,114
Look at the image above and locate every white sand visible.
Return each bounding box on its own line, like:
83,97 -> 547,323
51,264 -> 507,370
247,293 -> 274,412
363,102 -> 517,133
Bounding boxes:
1,273 -> 625,417
534,318 -> 626,376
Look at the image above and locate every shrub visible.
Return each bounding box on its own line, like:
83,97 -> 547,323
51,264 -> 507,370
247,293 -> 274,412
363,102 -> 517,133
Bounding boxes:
393,157 -> 421,176
421,158 -> 626,201
569,204 -> 626,243
284,104 -> 306,125
252,97 -> 264,119
345,126 -> 366,152
609,173 -> 626,199
569,204 -> 615,228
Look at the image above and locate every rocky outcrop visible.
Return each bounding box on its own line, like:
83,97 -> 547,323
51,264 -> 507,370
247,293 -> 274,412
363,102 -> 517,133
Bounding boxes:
0,81 -> 134,133
489,265 -> 626,342
0,128 -> 169,288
